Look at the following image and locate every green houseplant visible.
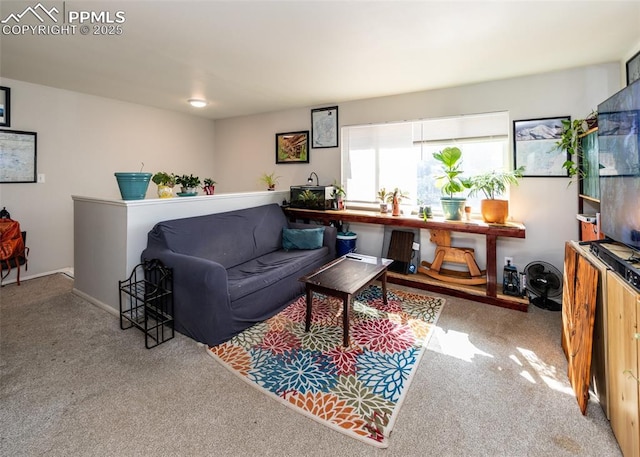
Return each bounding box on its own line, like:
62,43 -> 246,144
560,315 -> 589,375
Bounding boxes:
297,189 -> 319,208
260,172 -> 281,190
386,188 -> 409,216
466,166 -> 525,224
202,178 -> 216,195
152,171 -> 175,187
152,171 -> 176,198
175,174 -> 201,195
377,188 -> 391,213
433,146 -> 468,220
331,181 -> 346,210
557,111 -> 597,181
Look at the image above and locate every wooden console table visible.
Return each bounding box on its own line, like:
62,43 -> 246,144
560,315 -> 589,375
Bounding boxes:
284,207 -> 528,311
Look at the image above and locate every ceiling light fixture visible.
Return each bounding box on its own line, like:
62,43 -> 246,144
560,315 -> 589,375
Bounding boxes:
188,99 -> 207,108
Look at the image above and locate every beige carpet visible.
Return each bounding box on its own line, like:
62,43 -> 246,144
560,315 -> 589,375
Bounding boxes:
0,273 -> 621,456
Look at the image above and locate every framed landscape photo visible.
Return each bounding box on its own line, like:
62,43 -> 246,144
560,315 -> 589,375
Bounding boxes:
513,116 -> 569,177
626,50 -> 640,86
0,86 -> 10,127
275,130 -> 309,164
311,106 -> 338,148
0,129 -> 37,183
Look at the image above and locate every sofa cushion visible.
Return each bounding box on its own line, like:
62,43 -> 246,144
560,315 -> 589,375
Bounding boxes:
282,227 -> 325,250
227,247 -> 328,301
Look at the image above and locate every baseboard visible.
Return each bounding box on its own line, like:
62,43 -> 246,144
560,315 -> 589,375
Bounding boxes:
2,267 -> 75,286
72,288 -> 119,317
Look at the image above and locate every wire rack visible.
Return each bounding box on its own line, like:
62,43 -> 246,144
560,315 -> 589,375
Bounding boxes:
119,259 -> 174,348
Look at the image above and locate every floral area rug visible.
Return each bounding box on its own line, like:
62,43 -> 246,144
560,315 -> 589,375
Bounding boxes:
207,285 -> 445,448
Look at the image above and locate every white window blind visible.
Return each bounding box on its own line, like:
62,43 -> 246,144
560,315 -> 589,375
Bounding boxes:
341,111 -> 510,212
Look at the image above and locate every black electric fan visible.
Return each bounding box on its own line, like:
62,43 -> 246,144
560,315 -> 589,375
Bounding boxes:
523,261 -> 563,311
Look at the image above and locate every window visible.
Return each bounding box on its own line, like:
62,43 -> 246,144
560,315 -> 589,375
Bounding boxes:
341,112 -> 510,213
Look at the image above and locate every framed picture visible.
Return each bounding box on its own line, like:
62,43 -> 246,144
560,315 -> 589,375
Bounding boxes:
513,116 -> 569,177
311,106 -> 338,148
275,130 -> 309,164
0,86 -> 10,127
626,50 -> 640,86
0,129 -> 37,183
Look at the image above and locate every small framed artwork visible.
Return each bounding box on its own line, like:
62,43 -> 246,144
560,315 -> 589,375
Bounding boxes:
275,130 -> 309,164
513,116 -> 569,177
311,106 -> 338,148
0,129 -> 37,183
626,50 -> 640,86
0,86 -> 10,127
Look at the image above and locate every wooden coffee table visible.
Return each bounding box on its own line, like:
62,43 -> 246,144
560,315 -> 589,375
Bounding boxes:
300,254 -> 393,347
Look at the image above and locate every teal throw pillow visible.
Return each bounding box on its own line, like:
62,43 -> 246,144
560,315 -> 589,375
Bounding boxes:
282,227 -> 325,250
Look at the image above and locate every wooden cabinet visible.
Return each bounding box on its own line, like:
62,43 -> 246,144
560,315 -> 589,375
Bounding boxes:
562,242 -> 600,415
580,219 -> 602,242
606,271 -> 640,457
563,241 -> 640,455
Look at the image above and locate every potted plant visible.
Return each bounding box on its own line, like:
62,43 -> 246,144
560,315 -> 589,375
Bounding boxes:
417,199 -> 425,218
433,146 -> 468,220
175,174 -> 201,195
297,189 -> 319,209
387,188 -> 409,216
557,111 -> 597,181
260,172 -> 281,190
466,166 -> 525,224
152,171 -> 176,198
114,162 -> 152,201
377,188 -> 391,213
331,181 -> 346,210
202,178 -> 216,195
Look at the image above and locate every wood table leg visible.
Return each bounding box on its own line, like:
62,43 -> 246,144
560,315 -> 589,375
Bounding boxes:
305,287 -> 313,332
381,270 -> 388,306
343,294 -> 351,347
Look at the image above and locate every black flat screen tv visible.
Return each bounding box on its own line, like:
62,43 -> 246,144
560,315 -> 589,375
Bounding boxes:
598,79 -> 640,250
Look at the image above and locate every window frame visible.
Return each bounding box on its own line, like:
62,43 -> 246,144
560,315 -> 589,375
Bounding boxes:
341,112 -> 512,215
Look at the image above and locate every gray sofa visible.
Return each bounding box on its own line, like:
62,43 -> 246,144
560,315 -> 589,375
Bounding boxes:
141,203 -> 337,346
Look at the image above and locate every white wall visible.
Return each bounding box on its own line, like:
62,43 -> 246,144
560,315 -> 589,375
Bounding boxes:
214,107 -> 341,192
0,63 -> 626,283
213,64 -> 623,273
0,78 -> 216,281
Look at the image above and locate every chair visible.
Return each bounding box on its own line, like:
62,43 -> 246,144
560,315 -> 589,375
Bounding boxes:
1,231 -> 29,286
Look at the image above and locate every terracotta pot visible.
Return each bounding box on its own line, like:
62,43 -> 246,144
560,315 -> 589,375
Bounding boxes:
392,195 -> 400,216
480,199 -> 509,224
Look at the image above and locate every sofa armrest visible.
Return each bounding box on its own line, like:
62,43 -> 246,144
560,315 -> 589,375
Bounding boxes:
141,247 -> 233,345
288,222 -> 337,258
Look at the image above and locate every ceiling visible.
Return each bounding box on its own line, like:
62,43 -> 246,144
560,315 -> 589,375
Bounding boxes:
1,1 -> 639,120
